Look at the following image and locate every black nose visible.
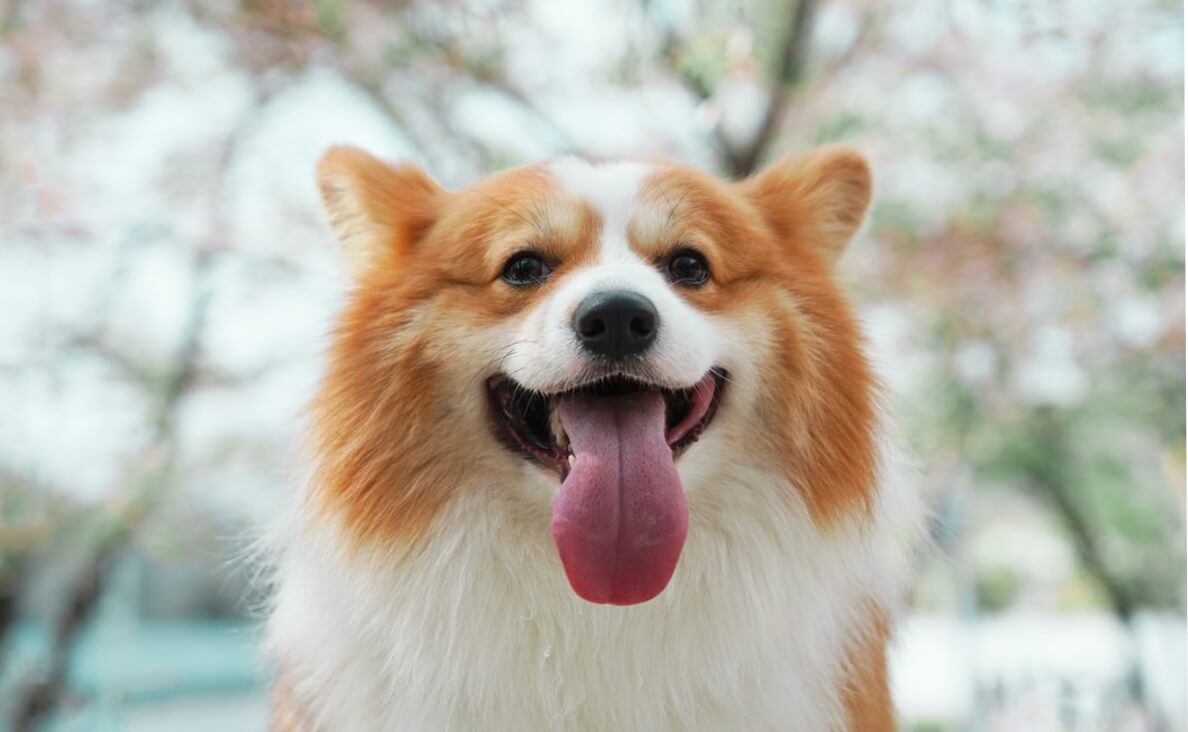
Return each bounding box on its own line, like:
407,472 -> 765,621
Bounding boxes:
573,290 -> 659,359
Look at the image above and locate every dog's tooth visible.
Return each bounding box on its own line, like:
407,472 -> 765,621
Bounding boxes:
548,403 -> 569,449
546,404 -> 570,449
567,454 -> 576,468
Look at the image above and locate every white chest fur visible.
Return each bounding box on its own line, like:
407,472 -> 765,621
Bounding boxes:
267,444 -> 921,732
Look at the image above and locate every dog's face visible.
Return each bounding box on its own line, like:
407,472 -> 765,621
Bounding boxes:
311,148 -> 878,605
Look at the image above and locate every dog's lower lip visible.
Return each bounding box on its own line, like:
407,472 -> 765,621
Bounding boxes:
487,372 -> 724,476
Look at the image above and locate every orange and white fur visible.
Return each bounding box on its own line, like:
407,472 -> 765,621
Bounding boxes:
266,145 -> 923,731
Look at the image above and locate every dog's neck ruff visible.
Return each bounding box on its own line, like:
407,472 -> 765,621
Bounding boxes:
267,429 -> 922,731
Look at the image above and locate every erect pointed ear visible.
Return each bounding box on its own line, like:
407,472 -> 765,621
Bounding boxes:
315,146 -> 445,278
739,146 -> 872,263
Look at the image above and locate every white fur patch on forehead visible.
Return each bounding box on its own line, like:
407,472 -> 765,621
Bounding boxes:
548,157 -> 653,260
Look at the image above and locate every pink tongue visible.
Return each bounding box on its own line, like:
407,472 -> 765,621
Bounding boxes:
552,393 -> 688,605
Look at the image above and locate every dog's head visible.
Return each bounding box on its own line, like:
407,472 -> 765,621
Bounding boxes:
310,148 -> 878,605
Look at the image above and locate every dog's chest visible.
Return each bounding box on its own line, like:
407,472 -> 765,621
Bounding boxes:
271,489 -> 883,731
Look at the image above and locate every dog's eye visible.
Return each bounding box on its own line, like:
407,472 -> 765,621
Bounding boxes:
666,249 -> 709,287
502,251 -> 552,287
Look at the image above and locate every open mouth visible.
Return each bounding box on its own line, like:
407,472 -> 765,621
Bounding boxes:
487,371 -> 725,480
487,369 -> 724,605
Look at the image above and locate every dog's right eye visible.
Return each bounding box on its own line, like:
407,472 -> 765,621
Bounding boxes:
502,252 -> 552,287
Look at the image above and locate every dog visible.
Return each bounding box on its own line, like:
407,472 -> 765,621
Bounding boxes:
266,145 -> 924,730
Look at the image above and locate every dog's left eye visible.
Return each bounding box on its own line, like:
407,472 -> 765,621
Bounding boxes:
502,252 -> 552,286
666,249 -> 709,287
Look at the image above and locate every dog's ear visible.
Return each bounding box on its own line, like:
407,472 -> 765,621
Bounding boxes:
315,146 -> 445,278
739,147 -> 872,263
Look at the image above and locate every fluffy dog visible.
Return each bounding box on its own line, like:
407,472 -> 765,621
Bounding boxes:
267,146 -> 923,730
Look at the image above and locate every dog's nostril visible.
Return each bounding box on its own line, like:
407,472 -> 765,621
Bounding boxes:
582,318 -> 607,338
629,314 -> 654,338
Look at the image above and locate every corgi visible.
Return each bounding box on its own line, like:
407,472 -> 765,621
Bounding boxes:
266,146 -> 924,731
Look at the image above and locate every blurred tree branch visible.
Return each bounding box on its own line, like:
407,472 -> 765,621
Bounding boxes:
0,557 -> 26,657
6,87 -> 272,731
9,254 -> 216,732
1018,409 -> 1150,709
653,0 -> 816,177
1024,410 -> 1137,621
728,0 -> 815,177
10,544 -> 112,732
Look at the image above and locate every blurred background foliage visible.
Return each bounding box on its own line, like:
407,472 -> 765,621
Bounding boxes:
0,0 -> 1184,730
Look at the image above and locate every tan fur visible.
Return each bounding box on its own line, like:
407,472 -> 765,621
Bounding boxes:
841,607 -> 895,731
269,674 -> 308,732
